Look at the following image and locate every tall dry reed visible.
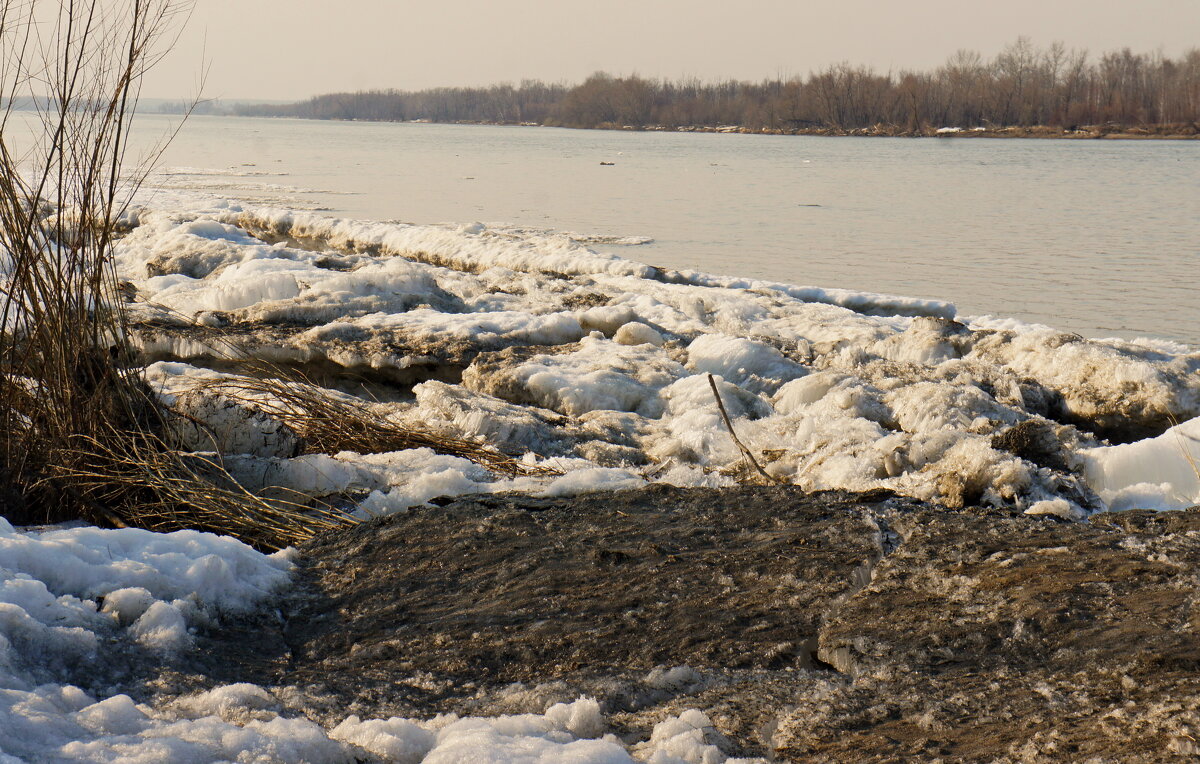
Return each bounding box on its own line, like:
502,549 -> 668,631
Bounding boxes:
0,1 -> 354,549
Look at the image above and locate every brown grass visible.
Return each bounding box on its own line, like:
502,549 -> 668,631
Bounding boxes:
186,372 -> 560,479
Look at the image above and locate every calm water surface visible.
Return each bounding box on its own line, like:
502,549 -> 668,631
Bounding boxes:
132,116 -> 1200,345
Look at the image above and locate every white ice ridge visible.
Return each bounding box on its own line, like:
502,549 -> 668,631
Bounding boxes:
0,518 -> 761,762
210,205 -> 958,318
1079,416 -> 1200,511
114,202 -> 1200,515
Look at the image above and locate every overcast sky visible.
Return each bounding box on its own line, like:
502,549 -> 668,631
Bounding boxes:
143,0 -> 1200,101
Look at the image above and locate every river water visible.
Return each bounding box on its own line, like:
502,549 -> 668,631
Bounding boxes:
121,115 -> 1200,346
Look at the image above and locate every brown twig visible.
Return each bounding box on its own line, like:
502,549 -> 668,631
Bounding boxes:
707,373 -> 781,485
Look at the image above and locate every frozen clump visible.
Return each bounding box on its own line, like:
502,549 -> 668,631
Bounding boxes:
614,321 -> 665,347
645,666 -> 702,692
871,316 -> 972,365
330,716 -> 436,763
686,334 -> 807,395
464,336 -> 686,418
580,305 -> 638,336
174,684 -> 279,720
129,600 -> 191,650
99,587 -> 155,626
424,733 -> 632,764
897,436 -> 1033,509
409,381 -> 586,457
424,709 -> 633,763
774,373 -> 891,425
637,709 -> 726,764
649,375 -> 773,469
967,329 -> 1200,438
544,696 -> 605,738
661,374 -> 771,420
887,381 -> 1021,435
772,372 -> 851,412
538,467 -> 645,497
1025,499 -> 1087,521
73,695 -> 151,736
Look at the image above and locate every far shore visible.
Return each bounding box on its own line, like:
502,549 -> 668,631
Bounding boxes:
216,113 -> 1200,140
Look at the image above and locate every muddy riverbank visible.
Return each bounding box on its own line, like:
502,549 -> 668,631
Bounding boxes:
155,485 -> 1200,761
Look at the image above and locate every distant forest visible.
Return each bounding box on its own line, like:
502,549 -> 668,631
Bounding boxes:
234,41 -> 1200,134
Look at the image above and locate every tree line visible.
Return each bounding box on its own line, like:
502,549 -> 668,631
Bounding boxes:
234,40 -> 1200,133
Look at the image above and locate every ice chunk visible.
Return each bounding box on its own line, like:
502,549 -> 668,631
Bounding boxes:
331,715 -> 436,763
686,334 -> 807,394
464,336 -> 687,418
614,321 -> 666,347
1080,416 -> 1200,510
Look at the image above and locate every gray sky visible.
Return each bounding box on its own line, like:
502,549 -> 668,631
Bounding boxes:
144,0 -> 1200,101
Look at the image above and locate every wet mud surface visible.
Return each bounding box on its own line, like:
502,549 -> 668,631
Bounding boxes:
174,486 -> 1200,761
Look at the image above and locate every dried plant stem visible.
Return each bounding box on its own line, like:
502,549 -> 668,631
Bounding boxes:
707,373 -> 781,485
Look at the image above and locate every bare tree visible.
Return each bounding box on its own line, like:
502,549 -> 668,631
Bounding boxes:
236,40 -> 1200,134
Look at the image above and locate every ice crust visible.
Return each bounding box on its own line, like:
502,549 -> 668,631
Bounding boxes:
115,202 -> 1200,517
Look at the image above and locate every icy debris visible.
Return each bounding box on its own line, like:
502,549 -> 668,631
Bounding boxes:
127,600 -> 192,650
221,207 -> 658,279
0,519 -> 305,761
112,203 -> 1200,513
1025,499 -> 1088,521
306,307 -> 585,349
615,321 -> 666,347
0,519 -> 293,620
463,335 -> 688,418
686,334 -> 807,395
645,666 -> 703,692
148,363 -> 302,458
634,709 -> 728,764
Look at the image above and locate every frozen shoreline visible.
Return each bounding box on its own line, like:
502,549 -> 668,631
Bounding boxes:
3,198 -> 1199,760
118,201 -> 1200,518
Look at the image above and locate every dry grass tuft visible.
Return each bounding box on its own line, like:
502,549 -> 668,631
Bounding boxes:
189,373 -> 561,479
51,428 -> 353,549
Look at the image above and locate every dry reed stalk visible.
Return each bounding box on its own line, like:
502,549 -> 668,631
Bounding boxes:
1167,414 -> 1200,484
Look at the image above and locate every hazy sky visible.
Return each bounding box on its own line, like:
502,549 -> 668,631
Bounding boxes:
144,0 -> 1200,101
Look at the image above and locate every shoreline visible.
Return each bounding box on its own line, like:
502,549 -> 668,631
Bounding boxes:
216,113 -> 1200,140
